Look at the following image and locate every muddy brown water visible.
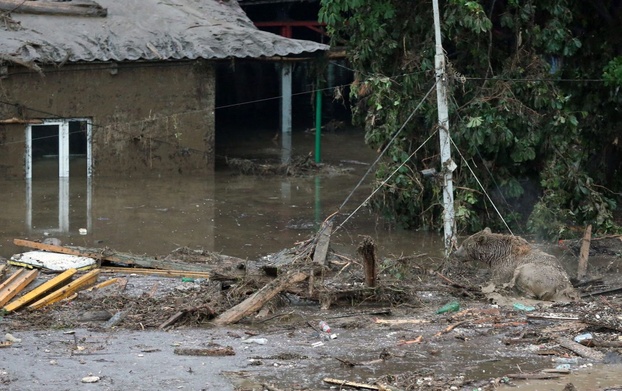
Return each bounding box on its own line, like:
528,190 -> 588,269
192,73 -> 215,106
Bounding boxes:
0,128 -> 442,261
2,128 -> 621,390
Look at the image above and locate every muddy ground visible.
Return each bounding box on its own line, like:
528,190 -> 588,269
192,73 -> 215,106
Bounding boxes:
1,236 -> 622,391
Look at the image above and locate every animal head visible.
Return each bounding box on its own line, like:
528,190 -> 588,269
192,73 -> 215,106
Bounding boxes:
452,228 -> 530,266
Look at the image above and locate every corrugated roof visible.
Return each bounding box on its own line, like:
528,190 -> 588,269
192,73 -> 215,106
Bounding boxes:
0,0 -> 328,64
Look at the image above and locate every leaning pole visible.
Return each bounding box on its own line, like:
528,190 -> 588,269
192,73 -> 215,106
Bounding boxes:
432,0 -> 457,254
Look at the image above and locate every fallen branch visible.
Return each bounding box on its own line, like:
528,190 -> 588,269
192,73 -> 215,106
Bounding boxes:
557,337 -> 605,361
173,346 -> 235,356
506,373 -> 561,380
323,377 -> 381,390
434,320 -> 468,337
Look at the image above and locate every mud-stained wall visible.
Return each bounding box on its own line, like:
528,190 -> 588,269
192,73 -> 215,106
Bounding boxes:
0,60 -> 215,178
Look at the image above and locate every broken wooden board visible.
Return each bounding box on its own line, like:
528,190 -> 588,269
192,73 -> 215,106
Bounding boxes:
0,269 -> 39,307
9,251 -> 96,271
3,268 -> 77,313
0,0 -> 107,17
213,270 -> 308,326
28,269 -> 100,310
313,220 -> 333,266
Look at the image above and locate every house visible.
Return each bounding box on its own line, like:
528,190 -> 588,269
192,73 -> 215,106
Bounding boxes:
0,0 -> 327,179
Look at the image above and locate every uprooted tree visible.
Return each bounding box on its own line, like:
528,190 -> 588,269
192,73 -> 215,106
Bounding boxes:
319,0 -> 622,239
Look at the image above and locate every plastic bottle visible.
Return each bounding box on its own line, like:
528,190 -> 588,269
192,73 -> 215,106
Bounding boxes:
436,301 -> 460,314
318,320 -> 331,333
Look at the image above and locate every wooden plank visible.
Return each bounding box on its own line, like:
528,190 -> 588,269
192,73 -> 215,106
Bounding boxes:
100,267 -> 210,279
3,268 -> 77,312
0,0 -> 107,17
14,239 -> 224,275
313,221 -> 333,266
14,239 -> 102,259
213,270 -> 308,326
577,224 -> 592,280
0,269 -> 39,307
86,278 -> 119,292
0,117 -> 43,125
28,270 -> 100,310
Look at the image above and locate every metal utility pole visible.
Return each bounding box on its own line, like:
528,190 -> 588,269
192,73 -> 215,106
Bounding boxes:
432,0 -> 457,254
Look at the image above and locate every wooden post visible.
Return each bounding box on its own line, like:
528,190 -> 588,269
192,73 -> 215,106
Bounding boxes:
358,236 -> 377,287
577,224 -> 592,280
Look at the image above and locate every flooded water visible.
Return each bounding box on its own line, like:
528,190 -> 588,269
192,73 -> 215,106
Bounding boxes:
0,128 -> 444,261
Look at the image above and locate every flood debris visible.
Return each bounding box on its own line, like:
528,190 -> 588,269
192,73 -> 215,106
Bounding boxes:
173,346 -> 235,356
9,251 -> 96,271
1,224 -> 622,391
0,268 -> 38,307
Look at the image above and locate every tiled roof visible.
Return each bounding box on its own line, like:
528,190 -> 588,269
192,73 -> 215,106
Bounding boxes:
0,0 -> 328,64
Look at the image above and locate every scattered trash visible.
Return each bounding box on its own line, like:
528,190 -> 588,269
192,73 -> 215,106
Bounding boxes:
181,277 -> 195,283
9,251 -> 96,271
242,338 -> 267,345
555,363 -> 572,371
552,357 -> 579,365
318,320 -> 331,333
311,341 -> 324,348
79,228 -> 88,235
574,333 -> 593,345
5,333 -> 21,343
104,311 -> 127,328
81,375 -> 100,383
513,303 -> 536,312
436,301 -> 460,314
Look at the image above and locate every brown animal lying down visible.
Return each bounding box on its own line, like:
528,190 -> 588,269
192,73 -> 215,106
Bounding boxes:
452,228 -> 578,302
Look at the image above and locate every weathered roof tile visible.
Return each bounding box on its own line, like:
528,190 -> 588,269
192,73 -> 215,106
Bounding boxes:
0,0 -> 328,63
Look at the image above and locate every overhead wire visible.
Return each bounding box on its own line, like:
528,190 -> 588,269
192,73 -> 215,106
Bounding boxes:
333,82 -> 437,233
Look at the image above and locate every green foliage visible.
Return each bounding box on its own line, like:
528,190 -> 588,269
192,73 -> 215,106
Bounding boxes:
603,57 -> 622,86
320,0 -> 622,238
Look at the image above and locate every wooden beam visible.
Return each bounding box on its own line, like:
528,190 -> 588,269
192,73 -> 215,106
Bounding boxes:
3,268 -> 76,312
213,270 -> 308,326
0,117 -> 43,124
0,0 -> 107,17
14,239 -> 226,275
28,269 -> 100,310
14,239 -> 102,259
0,269 -> 39,307
101,267 -> 210,279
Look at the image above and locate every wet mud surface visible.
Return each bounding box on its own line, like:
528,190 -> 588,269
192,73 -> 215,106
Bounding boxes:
1,246 -> 621,391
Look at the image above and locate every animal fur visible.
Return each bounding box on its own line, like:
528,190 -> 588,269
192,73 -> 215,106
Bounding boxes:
452,228 -> 578,301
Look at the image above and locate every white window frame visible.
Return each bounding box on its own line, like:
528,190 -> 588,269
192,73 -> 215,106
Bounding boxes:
25,118 -> 93,178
